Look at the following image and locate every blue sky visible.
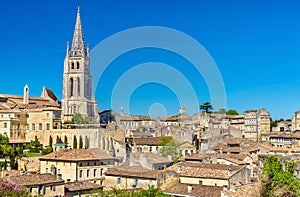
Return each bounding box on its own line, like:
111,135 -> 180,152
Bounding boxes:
1,0 -> 300,119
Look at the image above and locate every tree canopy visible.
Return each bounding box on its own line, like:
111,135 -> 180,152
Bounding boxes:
199,102 -> 213,113
72,113 -> 91,124
260,156 -> 300,197
226,109 -> 239,115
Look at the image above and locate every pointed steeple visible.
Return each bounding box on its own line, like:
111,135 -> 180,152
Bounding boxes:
71,6 -> 85,56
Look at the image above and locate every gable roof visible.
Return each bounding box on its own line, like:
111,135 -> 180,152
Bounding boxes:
134,137 -> 163,146
164,183 -> 222,197
105,165 -> 163,179
7,173 -> 64,186
168,162 -> 245,179
40,148 -> 113,162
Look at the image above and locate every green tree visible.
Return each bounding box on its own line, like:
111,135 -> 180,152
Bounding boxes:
85,136 -> 89,149
199,102 -> 213,113
226,109 -> 239,115
64,135 -> 68,148
49,135 -> 53,147
260,156 -> 300,197
158,137 -> 173,146
79,135 -> 83,149
159,138 -> 181,161
73,135 -> 77,149
72,113 -> 91,124
30,138 -> 40,149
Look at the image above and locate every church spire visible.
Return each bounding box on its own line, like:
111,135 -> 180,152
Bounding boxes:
71,6 -> 85,56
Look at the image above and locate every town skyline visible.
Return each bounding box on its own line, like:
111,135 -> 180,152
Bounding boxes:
1,1 -> 300,119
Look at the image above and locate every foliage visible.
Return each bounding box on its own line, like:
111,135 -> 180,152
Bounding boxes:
159,138 -> 181,161
85,136 -> 89,149
42,147 -> 53,155
29,139 -> 40,149
287,160 -> 296,174
64,135 -> 68,148
49,135 -> 53,147
199,102 -> 213,113
0,134 -> 22,169
73,135 -> 77,149
260,156 -> 300,197
0,179 -> 30,197
91,186 -> 169,197
72,113 -> 91,124
226,109 -> 239,115
158,137 -> 173,146
79,136 -> 83,149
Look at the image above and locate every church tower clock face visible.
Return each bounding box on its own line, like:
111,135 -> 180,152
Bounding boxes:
61,7 -> 97,123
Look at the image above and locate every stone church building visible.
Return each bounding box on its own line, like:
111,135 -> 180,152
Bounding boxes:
62,7 -> 98,123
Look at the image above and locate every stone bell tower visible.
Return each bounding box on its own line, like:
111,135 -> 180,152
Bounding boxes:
62,7 -> 98,123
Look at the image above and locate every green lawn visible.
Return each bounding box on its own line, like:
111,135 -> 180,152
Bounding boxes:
24,152 -> 42,157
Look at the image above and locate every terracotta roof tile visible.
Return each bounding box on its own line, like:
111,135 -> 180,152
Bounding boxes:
134,137 -> 163,146
40,148 -> 113,162
164,183 -> 222,197
65,181 -> 102,192
105,165 -> 163,179
168,162 -> 244,179
7,173 -> 64,186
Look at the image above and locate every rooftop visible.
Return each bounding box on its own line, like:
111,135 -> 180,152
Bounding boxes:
40,148 -> 113,162
164,183 -> 222,197
168,162 -> 244,179
7,173 -> 64,186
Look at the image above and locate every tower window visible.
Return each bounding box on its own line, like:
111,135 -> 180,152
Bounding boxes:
77,78 -> 80,96
77,62 -> 80,69
73,105 -> 77,114
70,78 -> 74,97
71,62 -> 74,69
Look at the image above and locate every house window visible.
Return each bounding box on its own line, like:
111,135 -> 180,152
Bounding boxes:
149,146 -> 152,152
79,170 -> 83,178
39,123 -> 42,130
32,124 -> 35,130
199,180 -> 203,185
135,179 -> 139,187
26,124 -> 29,130
46,168 -> 48,173
116,177 -> 122,184
149,180 -> 153,186
50,185 -> 56,191
100,169 -> 103,176
47,113 -> 50,118
87,170 -> 90,177
94,169 -> 97,177
46,123 -> 50,130
4,122 -> 7,128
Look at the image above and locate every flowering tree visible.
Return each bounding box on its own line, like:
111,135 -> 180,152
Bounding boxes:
0,179 -> 29,196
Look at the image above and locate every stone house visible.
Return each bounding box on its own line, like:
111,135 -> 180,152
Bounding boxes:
104,163 -> 178,190
168,161 -> 251,187
6,173 -> 65,196
163,183 -> 223,197
39,148 -> 114,184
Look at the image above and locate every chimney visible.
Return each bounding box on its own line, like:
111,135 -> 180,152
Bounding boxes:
228,167 -> 232,177
23,85 -> 29,104
188,184 -> 193,193
57,174 -> 62,180
177,163 -> 182,173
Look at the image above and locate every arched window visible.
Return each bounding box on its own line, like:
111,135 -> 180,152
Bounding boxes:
70,78 -> 74,97
73,105 -> 76,114
77,78 -> 80,96
77,62 -> 80,69
71,62 -> 74,69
